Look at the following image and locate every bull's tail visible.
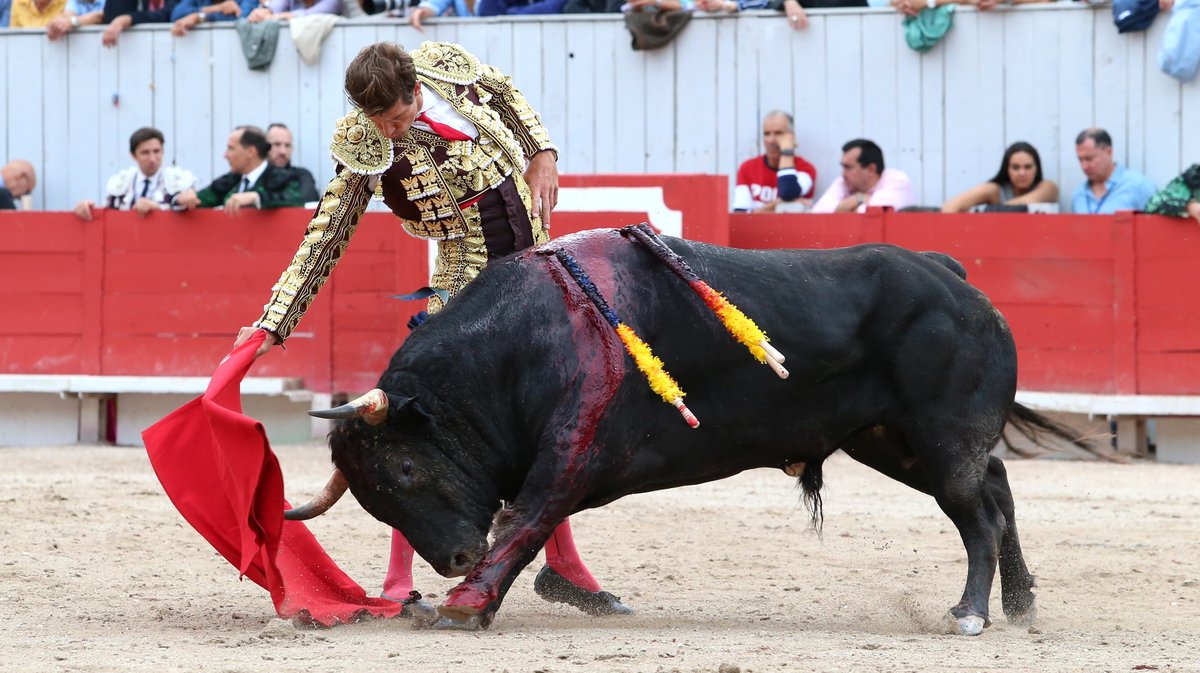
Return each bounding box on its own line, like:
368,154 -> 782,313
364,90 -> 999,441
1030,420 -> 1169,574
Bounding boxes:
1002,402 -> 1121,461
798,457 -> 827,536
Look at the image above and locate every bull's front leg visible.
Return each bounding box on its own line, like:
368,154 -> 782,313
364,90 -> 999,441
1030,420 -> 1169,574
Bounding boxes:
437,481 -> 583,627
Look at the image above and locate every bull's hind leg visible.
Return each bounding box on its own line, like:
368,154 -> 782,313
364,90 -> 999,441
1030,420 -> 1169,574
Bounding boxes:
842,426 -> 1006,636
987,455 -> 1037,625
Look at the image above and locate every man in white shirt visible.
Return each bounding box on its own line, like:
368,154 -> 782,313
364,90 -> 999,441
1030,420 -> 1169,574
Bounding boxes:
74,127 -> 197,221
810,138 -> 916,214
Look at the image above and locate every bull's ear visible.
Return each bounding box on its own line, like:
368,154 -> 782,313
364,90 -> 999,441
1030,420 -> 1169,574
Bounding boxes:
385,393 -> 433,425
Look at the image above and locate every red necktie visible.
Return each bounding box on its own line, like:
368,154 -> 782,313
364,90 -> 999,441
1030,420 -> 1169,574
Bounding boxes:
416,112 -> 472,142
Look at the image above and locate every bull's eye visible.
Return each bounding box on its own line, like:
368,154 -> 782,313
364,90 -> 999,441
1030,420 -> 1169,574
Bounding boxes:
401,459 -> 413,476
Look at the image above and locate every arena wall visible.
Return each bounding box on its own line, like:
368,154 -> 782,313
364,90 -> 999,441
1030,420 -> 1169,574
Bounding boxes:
2,5 -> 1198,212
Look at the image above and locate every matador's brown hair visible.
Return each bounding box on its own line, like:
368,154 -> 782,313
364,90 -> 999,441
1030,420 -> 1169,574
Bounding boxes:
344,42 -> 418,116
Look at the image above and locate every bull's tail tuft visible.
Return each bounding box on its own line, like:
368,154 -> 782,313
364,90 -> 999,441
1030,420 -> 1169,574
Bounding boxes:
1003,402 -> 1124,461
798,457 -> 827,535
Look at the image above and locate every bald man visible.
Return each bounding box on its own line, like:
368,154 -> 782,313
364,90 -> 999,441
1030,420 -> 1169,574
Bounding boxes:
0,159 -> 36,209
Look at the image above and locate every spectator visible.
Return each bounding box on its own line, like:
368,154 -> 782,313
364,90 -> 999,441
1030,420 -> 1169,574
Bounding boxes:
170,0 -> 253,36
811,138 -> 915,213
45,0 -> 105,40
101,0 -> 177,47
1071,127 -> 1156,214
73,127 -> 197,221
1145,163 -> 1200,224
10,0 -> 67,27
0,159 -> 37,210
246,0 -> 341,22
406,0 -> 475,30
476,0 -> 568,14
942,141 -> 1059,213
266,123 -> 321,202
562,0 -> 621,11
173,125 -> 306,214
1,0 -> 11,25
733,110 -> 817,213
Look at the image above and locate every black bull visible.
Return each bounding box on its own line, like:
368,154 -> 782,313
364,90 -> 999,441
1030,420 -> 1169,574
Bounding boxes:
310,229 -> 1080,635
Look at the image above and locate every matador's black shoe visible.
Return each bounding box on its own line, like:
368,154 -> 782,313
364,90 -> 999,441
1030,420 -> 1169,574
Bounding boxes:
533,565 -> 635,616
382,590 -> 439,625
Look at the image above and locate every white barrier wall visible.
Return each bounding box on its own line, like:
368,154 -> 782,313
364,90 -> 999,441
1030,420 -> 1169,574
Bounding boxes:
1,5 -> 1197,211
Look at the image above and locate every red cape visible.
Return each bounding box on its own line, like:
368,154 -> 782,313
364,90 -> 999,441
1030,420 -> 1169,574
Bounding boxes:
142,330 -> 405,626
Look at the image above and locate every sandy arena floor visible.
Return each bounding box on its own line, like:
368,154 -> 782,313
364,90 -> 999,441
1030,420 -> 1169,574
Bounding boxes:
2,442 -> 1198,673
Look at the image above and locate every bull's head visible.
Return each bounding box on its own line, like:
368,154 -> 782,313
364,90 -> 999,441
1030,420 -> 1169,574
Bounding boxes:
293,389 -> 498,578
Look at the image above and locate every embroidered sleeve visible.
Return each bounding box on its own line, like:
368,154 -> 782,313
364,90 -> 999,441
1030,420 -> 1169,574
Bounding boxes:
475,63 -> 557,162
252,167 -> 374,341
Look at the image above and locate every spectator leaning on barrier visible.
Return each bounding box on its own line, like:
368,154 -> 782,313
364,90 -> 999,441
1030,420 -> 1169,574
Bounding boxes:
406,0 -> 477,31
246,0 -> 342,22
173,125 -> 306,214
0,159 -> 37,210
942,141 -> 1059,213
477,0 -> 568,14
74,127 -> 197,221
101,0 -> 177,47
0,0 -> 11,26
45,0 -> 105,40
170,0 -> 254,36
1145,163 -> 1200,224
1071,127 -> 1157,214
733,110 -> 817,214
266,123 -> 321,203
811,138 -> 915,213
10,0 -> 67,27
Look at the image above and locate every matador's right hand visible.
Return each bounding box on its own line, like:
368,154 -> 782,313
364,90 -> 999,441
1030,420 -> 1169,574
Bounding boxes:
235,326 -> 280,360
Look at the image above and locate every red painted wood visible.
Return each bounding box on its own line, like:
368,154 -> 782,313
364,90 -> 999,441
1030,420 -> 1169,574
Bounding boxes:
0,336 -> 85,373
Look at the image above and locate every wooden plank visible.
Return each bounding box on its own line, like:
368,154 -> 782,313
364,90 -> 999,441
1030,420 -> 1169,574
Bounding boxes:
486,21 -> 515,75
674,17 -> 717,174
886,212 -> 1117,259
0,337 -> 85,374
968,258 -> 1117,306
998,303 -> 1115,350
8,34 -> 45,207
0,294 -> 85,334
170,26 -> 213,186
267,33 -> 301,136
116,30 -> 156,159
1055,8 -> 1093,209
1015,347 -> 1117,393
42,33 -> 70,211
510,22 -> 545,119
1091,11 -> 1127,159
612,22 -> 645,173
456,21 -> 492,62
642,41 -> 675,173
590,20 -> 621,174
210,27 -> 237,184
891,13 -> 922,201
1140,18 -> 1180,186
861,12 -> 900,183
564,21 -> 597,173
733,16 -> 759,175
226,32 -> 271,131
941,12 -> 981,204
0,29 -> 7,165
918,39 -> 943,206
316,25 -> 348,189
540,22 -> 570,170
754,14 -> 793,132
714,16 -> 738,187
151,30 -> 176,157
0,253 -> 85,293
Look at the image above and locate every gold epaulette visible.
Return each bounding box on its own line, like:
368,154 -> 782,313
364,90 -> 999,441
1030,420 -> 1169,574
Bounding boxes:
413,41 -> 481,87
330,109 -> 393,176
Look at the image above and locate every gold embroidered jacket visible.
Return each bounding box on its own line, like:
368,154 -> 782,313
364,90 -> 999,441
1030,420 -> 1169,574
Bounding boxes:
254,41 -> 557,341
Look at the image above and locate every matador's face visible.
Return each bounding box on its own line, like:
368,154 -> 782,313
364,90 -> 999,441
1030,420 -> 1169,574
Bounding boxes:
368,83 -> 424,141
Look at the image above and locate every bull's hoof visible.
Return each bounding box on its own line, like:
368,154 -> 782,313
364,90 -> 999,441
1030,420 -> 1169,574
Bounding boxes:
533,565 -> 635,617
944,612 -> 987,636
430,614 -> 488,631
381,590 -> 439,626
1005,600 -> 1037,627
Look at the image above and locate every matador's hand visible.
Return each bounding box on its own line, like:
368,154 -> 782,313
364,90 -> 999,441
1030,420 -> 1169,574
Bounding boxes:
234,326 -> 280,360
524,150 -> 559,225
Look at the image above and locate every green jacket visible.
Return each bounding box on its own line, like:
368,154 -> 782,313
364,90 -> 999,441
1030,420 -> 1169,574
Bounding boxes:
1145,164 -> 1200,217
196,164 -> 307,209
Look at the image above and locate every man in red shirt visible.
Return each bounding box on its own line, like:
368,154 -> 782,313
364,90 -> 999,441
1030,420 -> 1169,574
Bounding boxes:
733,111 -> 817,213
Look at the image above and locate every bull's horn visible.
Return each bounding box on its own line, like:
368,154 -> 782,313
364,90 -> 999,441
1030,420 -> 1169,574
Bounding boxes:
284,469 -> 349,521
308,388 -> 389,425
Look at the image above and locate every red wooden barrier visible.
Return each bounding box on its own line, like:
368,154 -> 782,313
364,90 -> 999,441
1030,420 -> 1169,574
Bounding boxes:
730,209 -> 1200,395
0,175 -> 729,394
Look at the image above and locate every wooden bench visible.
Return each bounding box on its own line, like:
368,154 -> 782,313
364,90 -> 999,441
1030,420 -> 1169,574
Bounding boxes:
1016,391 -> 1200,463
0,374 -> 314,445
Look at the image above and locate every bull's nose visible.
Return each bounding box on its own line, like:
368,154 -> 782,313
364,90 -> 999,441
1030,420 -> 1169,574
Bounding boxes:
448,551 -> 476,577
